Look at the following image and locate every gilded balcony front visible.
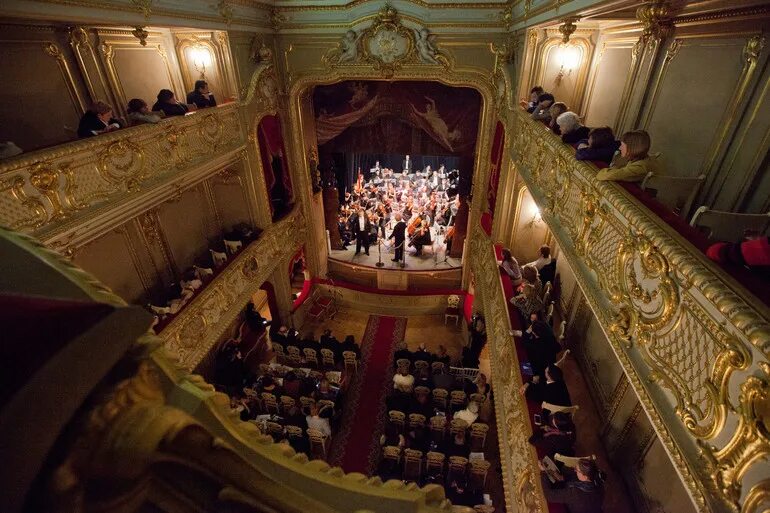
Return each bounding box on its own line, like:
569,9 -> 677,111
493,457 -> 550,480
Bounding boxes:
505,107 -> 770,513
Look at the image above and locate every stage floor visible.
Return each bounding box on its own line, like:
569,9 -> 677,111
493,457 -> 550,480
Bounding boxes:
329,228 -> 462,271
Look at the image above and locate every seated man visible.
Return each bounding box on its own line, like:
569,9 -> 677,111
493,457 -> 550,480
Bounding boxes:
521,364 -> 571,407
186,80 -> 217,109
433,345 -> 451,367
319,329 -> 338,353
77,100 -> 123,138
270,325 -> 289,344
393,367 -> 415,394
411,343 -> 432,363
453,401 -> 479,425
529,411 -> 576,458
152,89 -> 190,117
540,458 -> 604,513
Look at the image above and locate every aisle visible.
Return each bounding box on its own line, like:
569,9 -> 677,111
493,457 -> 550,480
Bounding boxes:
328,314 -> 407,474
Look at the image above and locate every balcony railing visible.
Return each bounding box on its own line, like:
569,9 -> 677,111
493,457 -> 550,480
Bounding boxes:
507,107 -> 770,513
0,103 -> 244,245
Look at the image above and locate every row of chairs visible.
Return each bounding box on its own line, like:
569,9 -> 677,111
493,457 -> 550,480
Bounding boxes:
244,389 -> 336,417
382,447 -> 491,489
273,343 -> 359,375
388,411 -> 489,450
259,422 -> 329,460
401,387 -> 486,412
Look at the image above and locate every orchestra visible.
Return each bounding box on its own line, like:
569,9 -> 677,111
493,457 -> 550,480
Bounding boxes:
337,158 -> 461,262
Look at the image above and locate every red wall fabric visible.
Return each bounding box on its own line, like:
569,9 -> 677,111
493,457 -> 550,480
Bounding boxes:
257,115 -> 293,209
487,121 -> 505,218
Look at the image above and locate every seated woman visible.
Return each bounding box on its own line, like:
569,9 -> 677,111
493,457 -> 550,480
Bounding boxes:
126,98 -> 162,125
380,422 -> 406,448
529,411 -> 576,457
596,130 -> 664,182
548,102 -> 568,135
575,126 -> 619,165
556,111 -> 591,144
410,220 -> 432,256
511,264 -> 544,318
500,247 -> 523,287
531,93 -> 555,122
152,89 -> 192,117
77,101 -> 123,138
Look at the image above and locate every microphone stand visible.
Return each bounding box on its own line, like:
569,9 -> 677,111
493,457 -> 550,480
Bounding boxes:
375,238 -> 385,267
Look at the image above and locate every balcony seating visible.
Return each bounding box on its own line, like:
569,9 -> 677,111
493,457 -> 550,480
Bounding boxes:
320,348 -> 336,369
307,428 -> 328,460
210,249 -> 228,268
223,238 -> 243,255
431,361 -> 446,375
640,173 -> 705,218
403,449 -> 423,482
689,206 -> 770,243
389,410 -> 406,429
432,388 -> 448,410
470,422 -> 489,452
469,460 -> 491,491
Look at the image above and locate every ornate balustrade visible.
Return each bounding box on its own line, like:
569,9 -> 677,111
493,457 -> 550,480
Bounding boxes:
506,107 -> 770,513
0,103 -> 244,247
160,208 -> 307,371
467,229 -> 549,513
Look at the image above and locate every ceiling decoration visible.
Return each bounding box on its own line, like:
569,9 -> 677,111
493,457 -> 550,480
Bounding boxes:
323,5 -> 449,76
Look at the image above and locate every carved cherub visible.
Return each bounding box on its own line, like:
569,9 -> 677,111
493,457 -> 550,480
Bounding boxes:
339,30 -> 362,63
414,28 -> 439,64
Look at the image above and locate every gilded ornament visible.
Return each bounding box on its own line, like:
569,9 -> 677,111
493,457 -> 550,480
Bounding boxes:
743,35 -> 766,65
217,0 -> 234,25
558,17 -> 579,44
131,26 -> 149,47
636,1 -> 672,42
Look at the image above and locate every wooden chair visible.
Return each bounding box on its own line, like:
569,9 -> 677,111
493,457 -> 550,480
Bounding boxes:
448,456 -> 469,481
557,320 -> 567,346
445,294 -> 461,325
192,265 -> 213,280
470,423 -> 489,452
280,395 -> 296,413
285,425 -> 304,440
307,428 -> 328,460
261,393 -> 280,415
545,301 -> 555,324
426,451 -> 446,476
309,369 -> 324,381
299,396 -> 316,413
223,238 -> 243,255
320,348 -> 336,369
431,361 -> 446,375
555,453 -> 597,468
469,460 -> 491,491
541,281 -> 553,311
272,342 -> 286,364
414,386 -> 431,398
409,413 -> 427,429
690,206 -> 770,243
450,418 -> 469,437
396,358 -> 411,371
430,415 -> 447,445
266,421 -> 284,441
450,390 -> 467,411
641,172 -> 705,218
286,345 -> 302,366
389,410 -> 406,429
414,360 -> 430,372
382,445 -> 402,465
542,401 -> 579,416
210,249 -> 228,268
303,348 -> 320,369
324,371 -> 341,385
432,388 -> 448,410
342,350 -> 358,376
403,449 -> 423,482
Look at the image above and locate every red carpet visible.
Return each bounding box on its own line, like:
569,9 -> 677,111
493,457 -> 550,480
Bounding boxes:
329,314 -> 407,474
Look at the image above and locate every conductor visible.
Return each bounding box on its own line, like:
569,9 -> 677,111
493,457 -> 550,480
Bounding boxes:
388,213 -> 407,262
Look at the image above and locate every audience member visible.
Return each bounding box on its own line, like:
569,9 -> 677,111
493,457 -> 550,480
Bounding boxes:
412,343 -> 432,363
282,371 -> 301,399
152,89 -> 191,117
526,245 -> 552,271
407,423 -> 430,452
575,126 -> 619,165
521,364 -> 571,407
596,130 -> 664,182
314,378 -> 335,401
380,422 -> 406,447
445,430 -> 470,458
127,98 -> 162,125
245,301 -> 271,332
259,375 -> 284,398
540,458 -> 604,513
529,411 -> 576,457
319,329 -> 338,353
707,236 -> 770,268
394,342 -> 412,367
77,100 -> 123,138
548,102 -> 568,135
393,366 -> 415,393
511,265 -> 544,317
470,373 -> 491,396
454,401 -> 479,425
340,334 -> 360,358
531,93 -> 555,122
521,85 -> 545,113
409,390 -> 433,418
270,325 -> 289,344
434,345 -> 451,367
415,367 -> 433,389
557,111 -> 591,144
306,403 -> 332,438
433,366 -> 455,391
500,247 -> 523,287
522,320 -> 561,378
187,80 -> 217,109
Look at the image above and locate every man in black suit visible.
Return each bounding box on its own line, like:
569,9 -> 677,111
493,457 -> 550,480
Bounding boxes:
388,213 -> 407,262
402,154 -> 412,172
352,207 -> 372,255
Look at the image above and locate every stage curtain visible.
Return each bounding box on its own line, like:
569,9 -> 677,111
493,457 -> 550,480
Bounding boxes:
487,121 -> 505,218
257,115 -> 294,209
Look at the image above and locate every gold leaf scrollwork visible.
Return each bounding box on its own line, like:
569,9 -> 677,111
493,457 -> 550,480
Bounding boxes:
28,161 -> 85,224
199,113 -> 225,149
98,139 -> 146,191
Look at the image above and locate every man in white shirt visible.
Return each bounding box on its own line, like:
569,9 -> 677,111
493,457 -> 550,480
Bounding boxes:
402,154 -> 412,172
453,401 -> 479,425
393,367 -> 415,393
306,404 -> 332,437
527,245 -> 553,270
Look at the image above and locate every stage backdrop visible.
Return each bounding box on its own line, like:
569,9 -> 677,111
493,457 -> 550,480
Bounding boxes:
313,81 -> 482,157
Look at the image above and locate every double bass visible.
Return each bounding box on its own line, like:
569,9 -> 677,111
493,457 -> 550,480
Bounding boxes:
407,214 -> 422,237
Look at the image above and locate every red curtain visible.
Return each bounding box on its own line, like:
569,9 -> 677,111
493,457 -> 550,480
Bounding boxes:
487,121 -> 505,218
257,115 -> 294,209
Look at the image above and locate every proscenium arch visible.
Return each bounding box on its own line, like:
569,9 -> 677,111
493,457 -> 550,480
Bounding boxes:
285,70 -> 501,290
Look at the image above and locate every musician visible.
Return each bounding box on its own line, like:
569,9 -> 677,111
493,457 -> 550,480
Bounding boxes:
410,220 -> 432,256
352,207 -> 372,256
388,213 -> 407,262
338,215 -> 352,247
402,154 -> 412,172
370,160 -> 381,178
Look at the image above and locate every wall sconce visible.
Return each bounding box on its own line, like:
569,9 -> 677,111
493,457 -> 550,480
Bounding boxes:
525,204 -> 542,229
554,44 -> 580,86
190,46 -> 212,79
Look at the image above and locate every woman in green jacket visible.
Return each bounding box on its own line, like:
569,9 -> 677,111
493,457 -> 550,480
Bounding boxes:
595,130 -> 664,182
